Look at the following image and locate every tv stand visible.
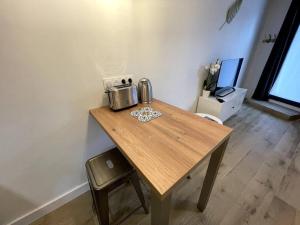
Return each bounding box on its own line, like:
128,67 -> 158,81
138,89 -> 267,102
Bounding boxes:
196,88 -> 247,122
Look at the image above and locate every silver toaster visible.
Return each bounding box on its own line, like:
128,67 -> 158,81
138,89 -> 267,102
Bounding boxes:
106,84 -> 138,111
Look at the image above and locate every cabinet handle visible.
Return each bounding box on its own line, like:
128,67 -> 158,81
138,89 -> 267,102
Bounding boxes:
232,106 -> 235,109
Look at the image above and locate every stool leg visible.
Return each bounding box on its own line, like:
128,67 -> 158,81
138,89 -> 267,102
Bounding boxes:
95,190 -> 109,225
130,172 -> 149,214
88,182 -> 98,215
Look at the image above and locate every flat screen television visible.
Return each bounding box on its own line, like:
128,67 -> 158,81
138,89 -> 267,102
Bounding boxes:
210,58 -> 243,97
210,58 -> 243,96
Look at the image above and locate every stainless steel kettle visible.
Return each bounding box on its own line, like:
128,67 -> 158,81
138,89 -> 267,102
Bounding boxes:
138,78 -> 152,104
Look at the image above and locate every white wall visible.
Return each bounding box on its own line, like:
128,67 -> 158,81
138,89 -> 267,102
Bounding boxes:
241,0 -> 292,98
0,0 -> 267,224
131,0 -> 268,110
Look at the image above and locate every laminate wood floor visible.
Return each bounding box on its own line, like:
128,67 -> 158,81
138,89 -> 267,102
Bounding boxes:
31,104 -> 300,225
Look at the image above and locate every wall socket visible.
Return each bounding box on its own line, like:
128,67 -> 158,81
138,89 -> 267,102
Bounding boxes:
102,75 -> 134,90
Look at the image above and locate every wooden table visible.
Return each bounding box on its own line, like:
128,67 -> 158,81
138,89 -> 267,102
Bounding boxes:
90,99 -> 232,225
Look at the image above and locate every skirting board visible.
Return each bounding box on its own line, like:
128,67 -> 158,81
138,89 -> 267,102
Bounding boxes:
6,182 -> 90,225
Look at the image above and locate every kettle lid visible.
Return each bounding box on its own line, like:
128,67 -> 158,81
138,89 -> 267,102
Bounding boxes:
139,78 -> 150,83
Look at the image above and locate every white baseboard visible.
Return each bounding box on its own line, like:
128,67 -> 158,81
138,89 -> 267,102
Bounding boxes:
6,182 -> 89,225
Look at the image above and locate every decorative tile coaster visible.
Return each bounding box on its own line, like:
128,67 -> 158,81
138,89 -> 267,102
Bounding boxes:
130,107 -> 162,123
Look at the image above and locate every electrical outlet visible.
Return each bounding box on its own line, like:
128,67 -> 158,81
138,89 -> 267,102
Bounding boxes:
102,75 -> 135,90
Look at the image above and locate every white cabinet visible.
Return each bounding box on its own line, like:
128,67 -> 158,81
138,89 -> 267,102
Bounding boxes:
196,88 -> 247,122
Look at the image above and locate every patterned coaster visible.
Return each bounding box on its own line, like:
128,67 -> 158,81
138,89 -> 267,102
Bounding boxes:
130,107 -> 162,123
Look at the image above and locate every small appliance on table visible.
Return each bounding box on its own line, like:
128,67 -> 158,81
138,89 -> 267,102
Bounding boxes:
106,84 -> 138,111
105,78 -> 153,111
138,78 -> 153,104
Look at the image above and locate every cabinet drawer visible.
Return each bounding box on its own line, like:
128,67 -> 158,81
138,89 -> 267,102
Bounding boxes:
220,99 -> 240,121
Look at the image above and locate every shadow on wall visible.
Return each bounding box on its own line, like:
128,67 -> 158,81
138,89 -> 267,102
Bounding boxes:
0,186 -> 36,225
84,114 -> 115,164
84,90 -> 114,161
190,66 -> 208,113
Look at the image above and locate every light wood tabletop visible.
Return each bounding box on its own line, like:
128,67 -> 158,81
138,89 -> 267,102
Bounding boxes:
90,99 -> 232,198
90,99 -> 232,225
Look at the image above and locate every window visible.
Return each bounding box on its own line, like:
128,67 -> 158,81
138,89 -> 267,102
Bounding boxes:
269,25 -> 300,106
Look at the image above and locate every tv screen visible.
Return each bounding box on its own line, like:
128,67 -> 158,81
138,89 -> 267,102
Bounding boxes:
217,58 -> 243,88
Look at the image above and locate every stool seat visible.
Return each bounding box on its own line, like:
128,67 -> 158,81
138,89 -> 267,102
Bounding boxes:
87,148 -> 133,190
195,113 -> 223,125
86,147 -> 148,225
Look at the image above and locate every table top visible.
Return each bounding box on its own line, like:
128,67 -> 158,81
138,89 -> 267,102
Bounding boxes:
90,99 -> 232,198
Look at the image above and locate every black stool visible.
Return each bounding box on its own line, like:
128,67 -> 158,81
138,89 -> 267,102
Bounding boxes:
86,148 -> 148,225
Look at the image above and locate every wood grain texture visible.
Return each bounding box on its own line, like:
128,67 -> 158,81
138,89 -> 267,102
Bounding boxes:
31,104 -> 300,225
90,99 -> 232,197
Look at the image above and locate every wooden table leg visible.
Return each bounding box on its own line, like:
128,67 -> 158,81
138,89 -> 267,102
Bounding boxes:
151,191 -> 172,225
197,139 -> 229,212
